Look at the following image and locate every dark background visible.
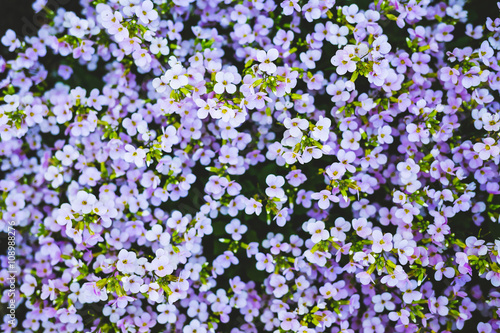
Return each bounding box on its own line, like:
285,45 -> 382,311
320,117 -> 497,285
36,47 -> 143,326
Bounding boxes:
1,0 -> 82,37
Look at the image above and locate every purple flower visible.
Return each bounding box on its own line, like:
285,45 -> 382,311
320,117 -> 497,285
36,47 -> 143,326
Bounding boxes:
20,275 -> 37,296
435,23 -> 454,42
269,274 -> 288,298
352,218 -> 371,238
311,189 -> 338,210
371,230 -> 393,253
429,296 -> 449,316
255,253 -> 274,272
325,162 -> 346,180
406,123 -> 429,143
265,174 -> 285,199
434,262 -> 455,281
116,249 -> 137,274
123,144 -> 147,167
225,219 -> 247,241
411,53 -> 431,74
273,30 -> 294,49
134,312 -> 156,332
256,48 -> 279,74
372,292 -> 395,312
477,322 -> 492,333
462,66 -> 482,88
340,130 -> 361,151
473,137 -> 499,160
283,117 -> 308,137
307,220 -> 330,243
388,308 -> 410,325
2,1 -> 500,330
214,72 -> 237,94
281,0 -> 301,16
1,29 -> 21,51
331,48 -> 356,75
135,0 -> 158,25
71,191 -> 97,214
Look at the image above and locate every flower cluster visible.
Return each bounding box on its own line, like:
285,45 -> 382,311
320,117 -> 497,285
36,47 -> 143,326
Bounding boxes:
1,0 -> 500,332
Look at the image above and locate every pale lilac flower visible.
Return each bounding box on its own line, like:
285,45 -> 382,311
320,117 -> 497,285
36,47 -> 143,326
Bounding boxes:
337,149 -> 356,172
72,191 -> 97,214
225,219 -> 247,241
20,274 -> 37,296
429,296 -> 449,316
116,249 -> 137,274
435,23 -> 454,42
331,49 -> 356,75
1,29 -> 21,51
327,23 -> 349,46
265,174 -> 285,199
256,48 -> 279,74
356,271 -> 374,285
311,189 -> 338,210
478,40 -> 494,66
434,262 -> 455,281
311,116 -> 331,141
164,64 -> 188,90
406,123 -> 429,143
371,230 -> 393,253
285,169 -> 306,187
378,125 -> 393,144
343,4 -> 364,24
473,137 -> 499,160
214,72 -> 236,94
372,292 -> 395,312
465,236 -> 488,256
281,0 -> 301,15
219,145 -> 239,165
325,163 -> 346,180
301,50 -> 322,69
269,274 -> 288,298
330,217 -> 350,242
388,308 -> 410,325
340,130 -> 361,150
465,24 -> 483,39
381,265 -> 407,287
462,66 -> 481,88
395,203 -> 419,224
273,30 -> 294,49
135,0 -> 158,25
255,253 -> 274,272
150,37 -> 169,55
352,218 -> 371,238
283,117 -> 308,137
477,322 -> 492,333
245,198 -> 263,215
397,158 -> 420,179
123,144 -> 146,167
307,220 -> 329,243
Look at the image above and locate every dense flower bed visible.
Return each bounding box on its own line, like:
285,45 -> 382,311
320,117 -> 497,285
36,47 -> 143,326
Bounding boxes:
1,0 -> 500,332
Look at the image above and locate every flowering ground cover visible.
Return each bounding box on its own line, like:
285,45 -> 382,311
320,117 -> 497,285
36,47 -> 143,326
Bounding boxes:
1,0 -> 500,332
